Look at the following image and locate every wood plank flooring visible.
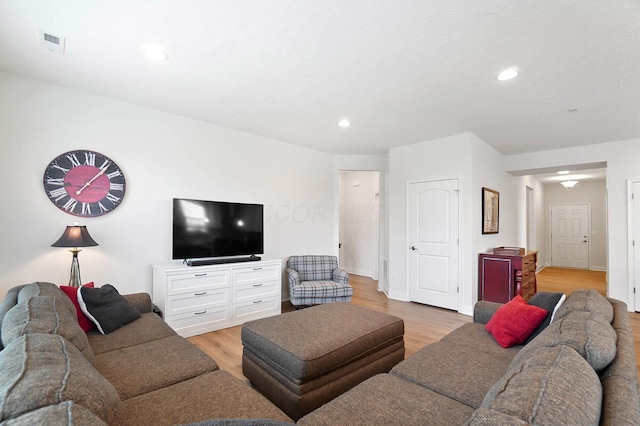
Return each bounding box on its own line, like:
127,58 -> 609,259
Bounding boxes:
189,269 -> 640,383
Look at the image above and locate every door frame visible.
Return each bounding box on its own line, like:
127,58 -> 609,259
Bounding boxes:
549,203 -> 591,269
405,178 -> 461,311
626,179 -> 640,311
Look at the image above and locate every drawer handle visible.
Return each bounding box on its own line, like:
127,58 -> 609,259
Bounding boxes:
194,273 -> 207,277
253,300 -> 262,304
253,267 -> 263,271
253,283 -> 263,287
194,292 -> 208,296
194,310 -> 207,315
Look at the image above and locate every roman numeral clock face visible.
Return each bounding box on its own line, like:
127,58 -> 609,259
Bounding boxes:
43,150 -> 126,217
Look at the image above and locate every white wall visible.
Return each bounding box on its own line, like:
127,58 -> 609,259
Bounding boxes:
514,176 -> 546,262
387,133 -> 517,315
338,171 -> 379,277
507,139 -> 640,308
544,180 -> 607,270
0,72 -> 336,299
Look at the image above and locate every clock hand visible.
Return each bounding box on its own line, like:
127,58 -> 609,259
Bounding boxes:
75,162 -> 110,195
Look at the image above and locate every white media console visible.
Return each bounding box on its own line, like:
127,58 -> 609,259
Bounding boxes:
152,258 -> 282,337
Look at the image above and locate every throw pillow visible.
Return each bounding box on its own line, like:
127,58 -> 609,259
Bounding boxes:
78,284 -> 141,334
60,282 -> 96,332
524,292 -> 565,344
485,295 -> 548,348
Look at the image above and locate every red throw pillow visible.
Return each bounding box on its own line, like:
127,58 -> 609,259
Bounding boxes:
60,282 -> 96,332
485,295 -> 548,348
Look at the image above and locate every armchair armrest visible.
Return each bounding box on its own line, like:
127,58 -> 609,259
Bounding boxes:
123,293 -> 152,314
473,301 -> 503,324
287,268 -> 300,286
332,268 -> 349,284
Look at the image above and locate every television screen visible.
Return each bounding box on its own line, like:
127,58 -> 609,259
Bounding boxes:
172,198 -> 264,260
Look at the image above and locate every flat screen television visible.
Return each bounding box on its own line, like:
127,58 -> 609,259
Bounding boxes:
172,198 -> 264,264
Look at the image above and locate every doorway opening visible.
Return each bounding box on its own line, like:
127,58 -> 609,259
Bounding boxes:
338,171 -> 380,280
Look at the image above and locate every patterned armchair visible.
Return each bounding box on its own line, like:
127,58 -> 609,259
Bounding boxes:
287,255 -> 353,308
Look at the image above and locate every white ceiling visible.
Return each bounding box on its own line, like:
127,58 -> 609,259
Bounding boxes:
1,1 -> 639,155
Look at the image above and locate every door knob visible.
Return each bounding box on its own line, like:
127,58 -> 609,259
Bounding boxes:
411,246 -> 418,251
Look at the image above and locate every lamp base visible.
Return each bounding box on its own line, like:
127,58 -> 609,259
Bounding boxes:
68,249 -> 82,287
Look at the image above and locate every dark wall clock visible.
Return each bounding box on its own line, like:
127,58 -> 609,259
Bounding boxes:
43,150 -> 126,217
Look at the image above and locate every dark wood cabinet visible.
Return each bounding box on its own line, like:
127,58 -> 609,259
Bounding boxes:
478,251 -> 537,303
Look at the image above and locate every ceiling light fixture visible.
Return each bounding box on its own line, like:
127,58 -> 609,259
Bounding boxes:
143,44 -> 168,62
561,180 -> 578,189
496,68 -> 519,81
557,170 -> 570,175
338,119 -> 351,128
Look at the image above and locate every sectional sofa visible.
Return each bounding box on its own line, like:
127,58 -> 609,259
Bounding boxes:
0,282 -> 291,425
0,282 -> 638,425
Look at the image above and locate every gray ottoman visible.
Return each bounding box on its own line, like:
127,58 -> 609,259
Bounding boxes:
241,303 -> 405,420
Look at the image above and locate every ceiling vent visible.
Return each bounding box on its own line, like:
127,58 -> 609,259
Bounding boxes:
39,29 -> 65,54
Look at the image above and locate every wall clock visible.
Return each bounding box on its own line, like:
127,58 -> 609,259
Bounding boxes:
43,150 -> 126,217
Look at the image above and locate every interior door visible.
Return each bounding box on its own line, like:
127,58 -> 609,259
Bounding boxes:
633,181 -> 640,311
550,204 -> 590,269
408,179 -> 459,310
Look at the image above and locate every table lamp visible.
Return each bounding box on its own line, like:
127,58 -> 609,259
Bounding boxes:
51,225 -> 98,287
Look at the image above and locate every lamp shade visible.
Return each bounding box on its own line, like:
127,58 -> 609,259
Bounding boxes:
51,226 -> 99,248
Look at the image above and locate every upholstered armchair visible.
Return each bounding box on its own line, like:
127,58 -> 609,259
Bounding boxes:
287,255 -> 353,308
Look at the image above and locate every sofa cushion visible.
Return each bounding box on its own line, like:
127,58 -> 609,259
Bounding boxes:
0,333 -> 125,425
122,370 -> 293,426
511,310 -> 617,372
0,401 -> 107,426
390,341 -> 513,408
17,282 -> 76,316
297,373 -> 475,426
87,312 -> 176,354
79,284 -> 141,334
440,323 -> 522,356
485,296 -> 547,348
465,408 -> 529,425
554,288 -> 613,323
60,282 -> 96,332
524,291 -> 565,343
1,296 -> 95,364
0,285 -> 27,351
94,334 -> 219,400
482,346 -> 601,426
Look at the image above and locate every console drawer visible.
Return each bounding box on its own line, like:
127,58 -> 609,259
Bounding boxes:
167,269 -> 230,295
232,296 -> 280,323
166,288 -> 230,317
232,265 -> 280,286
232,280 -> 279,303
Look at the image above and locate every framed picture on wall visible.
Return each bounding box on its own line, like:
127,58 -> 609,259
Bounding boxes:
482,187 -> 499,234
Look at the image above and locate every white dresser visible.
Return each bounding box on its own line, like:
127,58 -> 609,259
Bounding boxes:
152,259 -> 282,337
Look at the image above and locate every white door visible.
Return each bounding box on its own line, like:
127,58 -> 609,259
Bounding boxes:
550,204 -> 590,269
632,181 -> 640,311
408,179 -> 459,310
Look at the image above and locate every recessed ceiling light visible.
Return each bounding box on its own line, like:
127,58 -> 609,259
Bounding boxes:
143,44 -> 168,62
338,119 -> 351,128
557,170 -> 570,175
496,68 -> 519,81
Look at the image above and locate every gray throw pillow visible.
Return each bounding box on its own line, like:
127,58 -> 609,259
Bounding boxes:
524,292 -> 565,344
78,284 -> 141,334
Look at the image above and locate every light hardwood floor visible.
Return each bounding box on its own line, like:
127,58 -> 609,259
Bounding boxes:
189,269 -> 640,383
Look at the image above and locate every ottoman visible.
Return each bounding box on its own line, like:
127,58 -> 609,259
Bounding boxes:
241,303 -> 405,420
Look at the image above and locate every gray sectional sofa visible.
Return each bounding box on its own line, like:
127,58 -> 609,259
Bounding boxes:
298,289 -> 640,425
0,282 -> 292,425
0,281 -> 638,425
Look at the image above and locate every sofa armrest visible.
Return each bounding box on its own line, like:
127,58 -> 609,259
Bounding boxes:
473,301 -> 503,324
287,268 -> 300,286
123,293 -> 152,314
332,268 -> 349,284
